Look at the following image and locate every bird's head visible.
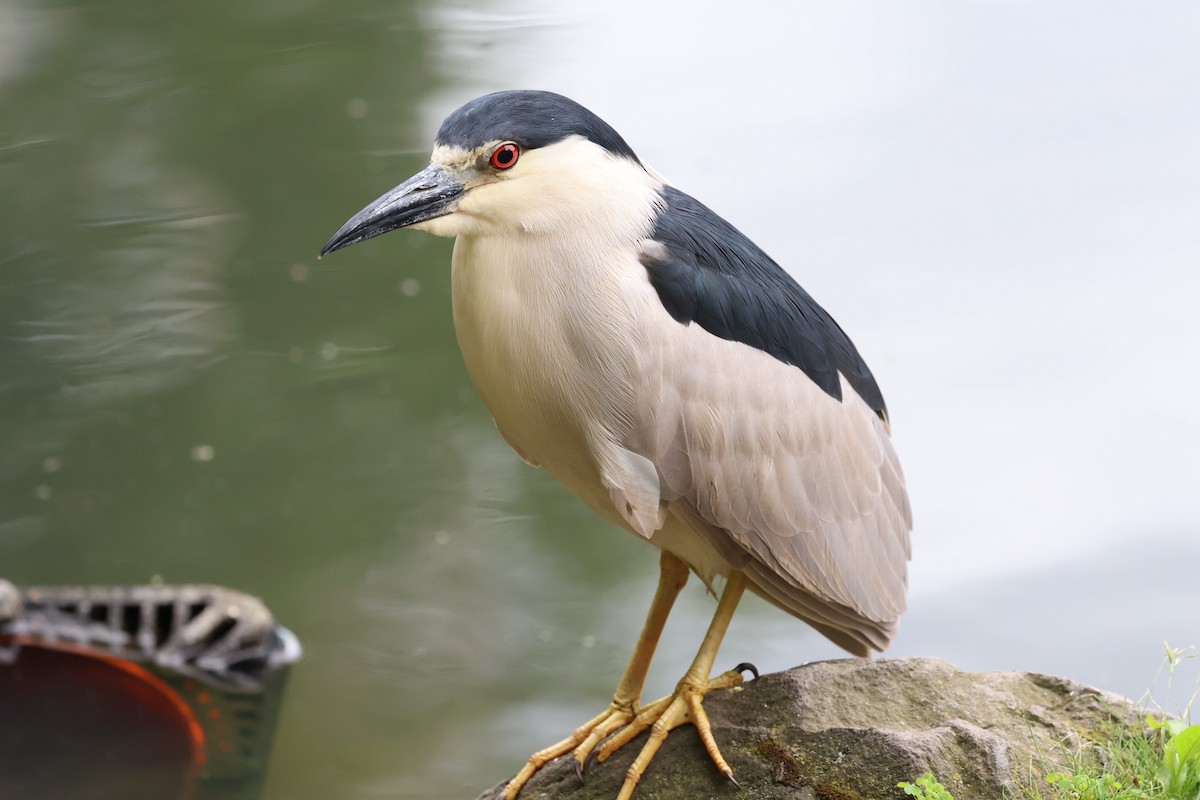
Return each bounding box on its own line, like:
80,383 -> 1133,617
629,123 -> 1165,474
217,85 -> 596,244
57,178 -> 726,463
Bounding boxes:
321,90 -> 660,255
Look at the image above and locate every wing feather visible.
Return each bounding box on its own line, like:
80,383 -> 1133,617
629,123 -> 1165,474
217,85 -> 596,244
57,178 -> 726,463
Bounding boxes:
625,318 -> 911,653
619,189 -> 912,654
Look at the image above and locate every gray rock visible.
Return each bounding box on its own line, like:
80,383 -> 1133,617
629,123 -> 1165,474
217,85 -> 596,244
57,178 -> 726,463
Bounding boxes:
477,657 -> 1142,800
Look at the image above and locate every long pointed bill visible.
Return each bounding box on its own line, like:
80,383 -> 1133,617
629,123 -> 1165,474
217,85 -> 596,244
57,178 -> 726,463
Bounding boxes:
320,164 -> 464,257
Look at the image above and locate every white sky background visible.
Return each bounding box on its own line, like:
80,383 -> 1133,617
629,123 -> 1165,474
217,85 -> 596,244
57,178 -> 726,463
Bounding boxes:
413,0 -> 1200,698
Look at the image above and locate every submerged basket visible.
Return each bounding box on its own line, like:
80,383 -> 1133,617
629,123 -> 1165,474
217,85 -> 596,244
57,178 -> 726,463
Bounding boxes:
0,581 -> 300,800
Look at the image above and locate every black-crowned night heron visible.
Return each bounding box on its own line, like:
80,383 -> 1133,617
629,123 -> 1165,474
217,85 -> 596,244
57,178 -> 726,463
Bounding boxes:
321,90 -> 911,799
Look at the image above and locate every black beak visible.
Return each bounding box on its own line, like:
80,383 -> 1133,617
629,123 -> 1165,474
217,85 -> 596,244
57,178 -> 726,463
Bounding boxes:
320,164 -> 464,257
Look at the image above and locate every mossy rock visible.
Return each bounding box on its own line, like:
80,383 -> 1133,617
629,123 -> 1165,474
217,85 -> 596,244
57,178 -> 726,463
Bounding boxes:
475,657 -> 1143,800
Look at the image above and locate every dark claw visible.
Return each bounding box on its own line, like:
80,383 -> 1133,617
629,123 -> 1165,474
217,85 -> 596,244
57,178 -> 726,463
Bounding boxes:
725,769 -> 741,788
575,758 -> 584,783
734,662 -> 759,680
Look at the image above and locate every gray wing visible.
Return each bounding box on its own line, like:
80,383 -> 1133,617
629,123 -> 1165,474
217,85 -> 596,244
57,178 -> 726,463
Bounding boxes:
607,190 -> 911,656
621,320 -> 911,656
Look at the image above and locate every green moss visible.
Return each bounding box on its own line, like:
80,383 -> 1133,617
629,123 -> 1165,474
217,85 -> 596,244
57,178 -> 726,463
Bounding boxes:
754,736 -> 804,784
750,736 -> 865,800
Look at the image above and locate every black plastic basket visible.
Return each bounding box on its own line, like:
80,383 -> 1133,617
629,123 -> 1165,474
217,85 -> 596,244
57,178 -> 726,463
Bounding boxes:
0,581 -> 300,800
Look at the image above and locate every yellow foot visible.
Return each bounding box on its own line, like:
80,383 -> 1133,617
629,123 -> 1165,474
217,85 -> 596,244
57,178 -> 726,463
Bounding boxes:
501,663 -> 756,800
504,564 -> 753,799
598,666 -> 751,800
501,701 -> 637,800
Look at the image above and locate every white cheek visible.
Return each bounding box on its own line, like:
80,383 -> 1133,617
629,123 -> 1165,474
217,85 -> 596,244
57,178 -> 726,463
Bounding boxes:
417,137 -> 663,239
411,213 -> 474,238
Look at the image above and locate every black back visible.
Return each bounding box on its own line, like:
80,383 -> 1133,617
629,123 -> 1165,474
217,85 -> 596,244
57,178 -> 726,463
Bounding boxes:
644,187 -> 887,417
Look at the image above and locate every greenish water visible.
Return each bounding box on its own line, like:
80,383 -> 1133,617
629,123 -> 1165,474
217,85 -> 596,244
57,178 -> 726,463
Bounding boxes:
3,1 -> 1199,798
0,4 -> 703,796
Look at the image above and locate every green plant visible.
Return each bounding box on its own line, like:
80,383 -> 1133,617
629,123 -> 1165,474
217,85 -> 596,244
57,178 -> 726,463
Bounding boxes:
1146,716 -> 1200,798
1022,643 -> 1200,800
898,772 -> 955,799
1043,770 -> 1143,799
1145,642 -> 1200,799
1031,718 -> 1200,800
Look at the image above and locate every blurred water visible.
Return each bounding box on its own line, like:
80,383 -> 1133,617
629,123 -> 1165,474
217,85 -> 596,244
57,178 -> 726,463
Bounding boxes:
1,1 -> 1198,798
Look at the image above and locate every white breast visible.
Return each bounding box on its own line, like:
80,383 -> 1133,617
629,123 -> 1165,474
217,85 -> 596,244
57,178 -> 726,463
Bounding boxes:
443,138 -> 748,582
451,233 -> 641,523
449,228 -> 750,585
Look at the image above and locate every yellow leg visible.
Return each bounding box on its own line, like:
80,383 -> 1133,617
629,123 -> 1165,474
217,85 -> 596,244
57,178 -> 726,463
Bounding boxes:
609,551 -> 691,711
598,570 -> 749,800
502,551 -> 690,800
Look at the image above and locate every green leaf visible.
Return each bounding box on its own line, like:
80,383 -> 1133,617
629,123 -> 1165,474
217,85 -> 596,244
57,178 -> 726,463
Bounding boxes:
1165,718 -> 1191,738
1169,723 -> 1200,756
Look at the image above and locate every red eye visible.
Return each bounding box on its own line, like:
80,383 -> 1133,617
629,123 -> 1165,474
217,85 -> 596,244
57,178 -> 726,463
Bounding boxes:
490,143 -> 520,170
